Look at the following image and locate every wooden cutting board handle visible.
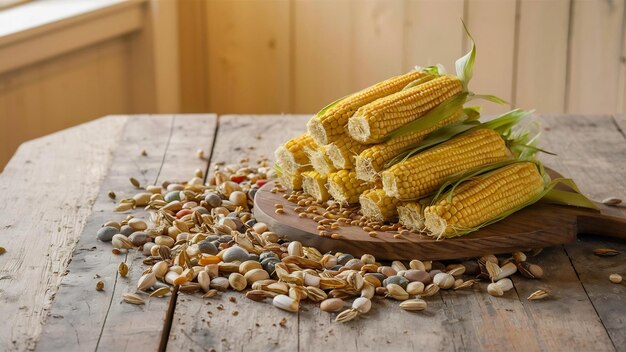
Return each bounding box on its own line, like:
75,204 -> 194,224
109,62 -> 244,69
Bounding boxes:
576,202 -> 626,240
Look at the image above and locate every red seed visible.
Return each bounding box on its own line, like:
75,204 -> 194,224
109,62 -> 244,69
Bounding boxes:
256,179 -> 268,187
176,209 -> 193,219
230,175 -> 246,183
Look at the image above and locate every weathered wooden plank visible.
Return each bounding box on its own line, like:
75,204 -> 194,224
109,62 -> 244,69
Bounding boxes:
96,114 -> 217,351
515,0 -> 570,112
567,0 -> 625,113
539,114 -> 626,349
206,0 -> 291,114
0,116 -> 127,351
167,114 -> 309,351
37,115 -> 216,351
35,115 -> 174,352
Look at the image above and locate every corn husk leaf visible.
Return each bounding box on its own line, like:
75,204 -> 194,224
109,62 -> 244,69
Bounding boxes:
455,20 -> 476,91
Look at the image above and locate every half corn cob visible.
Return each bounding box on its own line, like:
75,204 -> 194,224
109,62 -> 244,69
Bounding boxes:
275,134 -> 318,174
423,162 -> 544,238
327,170 -> 371,204
348,75 -> 463,144
355,108 -> 464,181
277,165 -> 310,191
397,202 -> 425,231
326,134 -> 368,170
359,188 -> 401,222
302,171 -> 330,202
382,128 -> 510,200
306,146 -> 337,176
307,70 -> 430,145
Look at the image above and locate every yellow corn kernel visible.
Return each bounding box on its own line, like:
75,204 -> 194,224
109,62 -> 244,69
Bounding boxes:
327,170 -> 371,204
302,171 -> 329,202
355,109 -> 463,182
348,75 -> 463,144
359,189 -> 401,222
423,162 -> 545,238
278,166 -> 310,191
307,71 -> 430,145
382,128 -> 510,200
275,134 -> 318,174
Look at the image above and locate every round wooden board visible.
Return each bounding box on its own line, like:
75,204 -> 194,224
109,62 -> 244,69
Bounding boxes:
253,175 -> 584,260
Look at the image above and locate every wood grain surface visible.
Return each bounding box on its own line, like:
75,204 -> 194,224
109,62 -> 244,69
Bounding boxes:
0,114 -> 624,352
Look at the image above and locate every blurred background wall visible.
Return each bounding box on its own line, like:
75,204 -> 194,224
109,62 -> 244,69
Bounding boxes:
1,0 -> 625,171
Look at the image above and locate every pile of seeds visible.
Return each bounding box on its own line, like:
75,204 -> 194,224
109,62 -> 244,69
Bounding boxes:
95,159 -> 620,323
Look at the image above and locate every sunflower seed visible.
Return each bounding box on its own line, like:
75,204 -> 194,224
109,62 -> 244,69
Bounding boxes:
399,298 -> 427,311
527,289 -> 549,301
123,293 -> 145,305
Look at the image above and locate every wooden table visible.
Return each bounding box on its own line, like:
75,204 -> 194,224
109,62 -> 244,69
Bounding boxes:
0,114 -> 624,352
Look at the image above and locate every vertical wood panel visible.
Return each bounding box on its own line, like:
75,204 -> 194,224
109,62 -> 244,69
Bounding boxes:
465,0 -> 517,115
351,0 -> 405,89
404,0 -> 465,74
515,0 -> 570,113
567,0 -> 624,113
178,0 -> 209,113
292,0 -> 352,113
206,0 -> 291,114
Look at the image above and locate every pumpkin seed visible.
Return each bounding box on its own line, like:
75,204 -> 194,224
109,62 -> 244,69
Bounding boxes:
118,262 -> 129,278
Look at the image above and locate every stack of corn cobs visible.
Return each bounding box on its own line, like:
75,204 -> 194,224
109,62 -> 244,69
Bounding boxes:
275,30 -> 593,239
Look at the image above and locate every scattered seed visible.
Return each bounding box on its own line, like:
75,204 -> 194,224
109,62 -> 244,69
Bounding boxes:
527,289 -> 549,301
130,177 -> 141,188
140,149 -> 148,156
368,232 -> 377,238
275,209 -> 285,215
609,273 -> 622,284
196,149 -> 205,159
96,281 -> 105,291
602,197 -> 622,206
123,293 -> 145,305
118,262 -> 129,278
108,191 -> 116,200
150,287 -> 172,298
593,248 -> 620,257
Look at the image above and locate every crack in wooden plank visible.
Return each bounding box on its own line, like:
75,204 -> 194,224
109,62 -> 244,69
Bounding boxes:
563,245 -> 617,351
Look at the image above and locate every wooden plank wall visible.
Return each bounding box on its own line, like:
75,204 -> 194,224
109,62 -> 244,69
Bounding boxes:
179,0 -> 626,116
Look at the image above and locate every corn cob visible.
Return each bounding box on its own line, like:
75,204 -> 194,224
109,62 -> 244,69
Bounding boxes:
278,166 -> 310,191
327,170 -> 371,204
423,162 -> 544,238
397,202 -> 424,232
382,128 -> 510,200
355,108 -> 464,181
275,134 -> 318,174
302,171 -> 329,202
359,189 -> 401,222
348,75 -> 463,144
306,146 -> 337,176
326,134 -> 368,170
307,71 -> 430,145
